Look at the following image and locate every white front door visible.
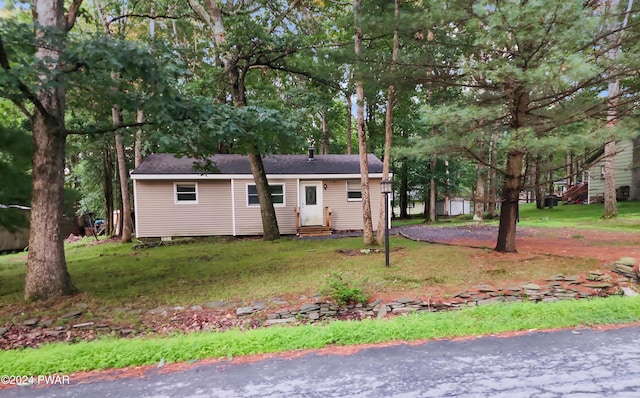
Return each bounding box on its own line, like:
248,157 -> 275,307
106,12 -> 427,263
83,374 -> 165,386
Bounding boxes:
300,181 -> 323,226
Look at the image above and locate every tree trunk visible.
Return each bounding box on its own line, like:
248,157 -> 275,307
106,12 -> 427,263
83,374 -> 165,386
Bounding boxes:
565,153 -> 573,187
248,152 -> 280,240
189,0 -> 280,240
428,157 -> 437,223
24,0 -> 77,301
496,81 -> 529,253
376,0 -> 399,245
495,150 -> 524,253
26,116 -> 75,300
320,110 -> 329,155
631,135 -> 640,201
399,159 -> 409,219
134,109 -> 143,168
603,70 -> 620,217
346,94 -> 352,155
487,133 -> 498,217
354,0 -> 374,245
534,156 -> 545,209
601,0 -> 630,217
603,140 -> 617,217
112,106 -> 133,242
474,160 -> 485,220
103,145 -> 114,236
443,160 -> 450,216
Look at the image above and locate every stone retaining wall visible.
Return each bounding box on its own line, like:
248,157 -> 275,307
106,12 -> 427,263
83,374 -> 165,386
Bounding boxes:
262,270 -> 630,324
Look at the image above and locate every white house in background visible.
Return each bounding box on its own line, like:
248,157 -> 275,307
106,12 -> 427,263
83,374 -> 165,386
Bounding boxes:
131,153 -> 387,238
586,140 -> 633,203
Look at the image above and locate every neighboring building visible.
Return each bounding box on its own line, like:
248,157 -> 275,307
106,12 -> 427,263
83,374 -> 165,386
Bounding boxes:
436,198 -> 472,216
586,140 -> 633,203
131,153 -> 386,238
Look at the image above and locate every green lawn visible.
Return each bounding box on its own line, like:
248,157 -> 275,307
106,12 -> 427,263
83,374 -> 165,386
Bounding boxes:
1,206 -> 640,376
0,235 -> 595,320
4,295 -> 640,375
394,201 -> 640,232
517,201 -> 640,231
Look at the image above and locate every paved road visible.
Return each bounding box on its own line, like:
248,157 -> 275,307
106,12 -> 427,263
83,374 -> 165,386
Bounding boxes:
5,326 -> 640,398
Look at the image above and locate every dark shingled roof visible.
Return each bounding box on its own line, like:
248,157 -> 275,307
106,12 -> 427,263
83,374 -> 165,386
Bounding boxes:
132,153 -> 383,175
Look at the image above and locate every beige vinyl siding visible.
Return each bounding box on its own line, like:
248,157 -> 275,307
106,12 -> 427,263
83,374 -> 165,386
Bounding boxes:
588,140 -> 633,201
135,180 -> 233,237
323,179 -> 382,231
233,179 -> 298,235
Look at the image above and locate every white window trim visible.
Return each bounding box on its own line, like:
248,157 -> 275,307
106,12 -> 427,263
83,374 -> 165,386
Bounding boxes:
174,182 -> 198,204
346,180 -> 362,202
246,183 -> 286,208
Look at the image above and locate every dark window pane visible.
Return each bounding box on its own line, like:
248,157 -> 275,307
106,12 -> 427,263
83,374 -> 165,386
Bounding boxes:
305,186 -> 317,205
177,193 -> 197,201
248,184 -> 284,205
176,184 -> 196,201
177,185 -> 196,193
347,191 -> 362,199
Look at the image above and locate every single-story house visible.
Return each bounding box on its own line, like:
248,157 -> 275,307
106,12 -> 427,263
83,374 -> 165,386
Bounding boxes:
131,152 -> 387,238
586,140 -> 633,203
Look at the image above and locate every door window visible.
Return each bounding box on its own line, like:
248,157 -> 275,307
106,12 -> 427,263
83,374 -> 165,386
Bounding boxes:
305,186 -> 317,205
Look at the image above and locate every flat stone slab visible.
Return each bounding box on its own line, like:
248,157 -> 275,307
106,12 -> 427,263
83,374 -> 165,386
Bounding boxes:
397,297 -> 416,304
236,307 -> 255,316
265,318 -> 296,325
377,305 -> 388,319
615,257 -> 637,266
521,283 -> 540,290
300,303 -> 320,313
204,301 -> 225,308
477,297 -> 504,306
23,318 -> 39,327
392,307 -> 418,314
72,322 -> 95,329
582,283 -> 614,289
60,310 -> 82,320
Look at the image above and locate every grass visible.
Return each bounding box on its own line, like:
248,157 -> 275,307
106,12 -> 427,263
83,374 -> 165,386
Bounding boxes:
3,295 -> 640,375
393,201 -> 640,232
1,206 -> 639,376
516,201 -> 640,231
0,236 -> 596,321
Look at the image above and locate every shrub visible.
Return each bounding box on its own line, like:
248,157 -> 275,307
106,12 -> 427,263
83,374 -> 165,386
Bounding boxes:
321,272 -> 370,306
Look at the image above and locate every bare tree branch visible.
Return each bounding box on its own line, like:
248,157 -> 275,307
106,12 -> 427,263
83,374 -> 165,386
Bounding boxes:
187,0 -> 211,25
269,0 -> 301,34
65,121 -> 151,135
0,37 -> 43,120
106,13 -> 187,27
65,0 -> 84,32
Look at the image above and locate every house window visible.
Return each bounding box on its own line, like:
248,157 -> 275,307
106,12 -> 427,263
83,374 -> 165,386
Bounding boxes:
247,184 -> 285,207
175,183 -> 197,203
347,181 -> 362,201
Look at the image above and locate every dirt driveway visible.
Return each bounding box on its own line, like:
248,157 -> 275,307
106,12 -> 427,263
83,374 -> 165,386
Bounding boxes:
396,224 -> 640,264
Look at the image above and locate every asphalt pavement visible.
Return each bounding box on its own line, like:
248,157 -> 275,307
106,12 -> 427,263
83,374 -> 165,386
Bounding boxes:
4,325 -> 640,398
